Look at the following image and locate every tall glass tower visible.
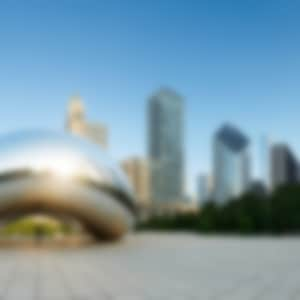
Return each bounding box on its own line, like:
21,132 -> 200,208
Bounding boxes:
213,124 -> 250,203
270,143 -> 299,190
148,87 -> 184,204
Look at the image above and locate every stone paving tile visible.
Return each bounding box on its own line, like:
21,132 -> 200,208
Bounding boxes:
0,233 -> 300,299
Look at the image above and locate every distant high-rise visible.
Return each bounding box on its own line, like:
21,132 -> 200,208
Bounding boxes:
260,135 -> 272,191
67,95 -> 86,134
121,157 -> 150,208
271,143 -> 299,190
66,95 -> 108,149
213,123 -> 250,203
148,87 -> 184,203
197,174 -> 213,205
83,123 -> 108,149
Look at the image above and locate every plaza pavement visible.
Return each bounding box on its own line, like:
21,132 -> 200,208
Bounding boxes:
0,233 -> 299,300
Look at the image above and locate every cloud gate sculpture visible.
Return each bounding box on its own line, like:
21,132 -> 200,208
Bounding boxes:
0,131 -> 136,240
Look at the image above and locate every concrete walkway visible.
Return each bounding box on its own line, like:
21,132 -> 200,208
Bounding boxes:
0,233 -> 299,299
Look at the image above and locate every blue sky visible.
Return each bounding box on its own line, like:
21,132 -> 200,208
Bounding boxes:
0,0 -> 300,196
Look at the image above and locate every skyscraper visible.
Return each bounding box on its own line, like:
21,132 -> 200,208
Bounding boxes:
197,174 -> 213,205
148,87 -> 184,204
270,143 -> 299,190
66,95 -> 108,149
121,157 -> 150,208
66,95 -> 86,134
260,135 -> 272,191
213,123 -> 250,203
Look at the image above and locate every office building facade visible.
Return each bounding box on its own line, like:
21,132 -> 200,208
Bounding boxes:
197,174 -> 213,205
148,87 -> 184,204
271,143 -> 299,190
213,124 -> 250,203
121,157 -> 150,208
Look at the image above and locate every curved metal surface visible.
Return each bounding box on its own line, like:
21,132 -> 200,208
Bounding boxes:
0,131 -> 136,240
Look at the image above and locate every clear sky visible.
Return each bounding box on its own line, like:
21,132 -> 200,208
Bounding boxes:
0,0 -> 299,197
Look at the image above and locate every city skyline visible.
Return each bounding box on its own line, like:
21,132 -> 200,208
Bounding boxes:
0,2 -> 299,300
1,86 -> 299,199
0,0 -> 300,196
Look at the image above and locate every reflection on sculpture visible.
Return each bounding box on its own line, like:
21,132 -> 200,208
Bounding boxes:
0,131 -> 136,240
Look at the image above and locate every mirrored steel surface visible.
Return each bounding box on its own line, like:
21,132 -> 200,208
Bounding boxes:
0,131 -> 136,239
